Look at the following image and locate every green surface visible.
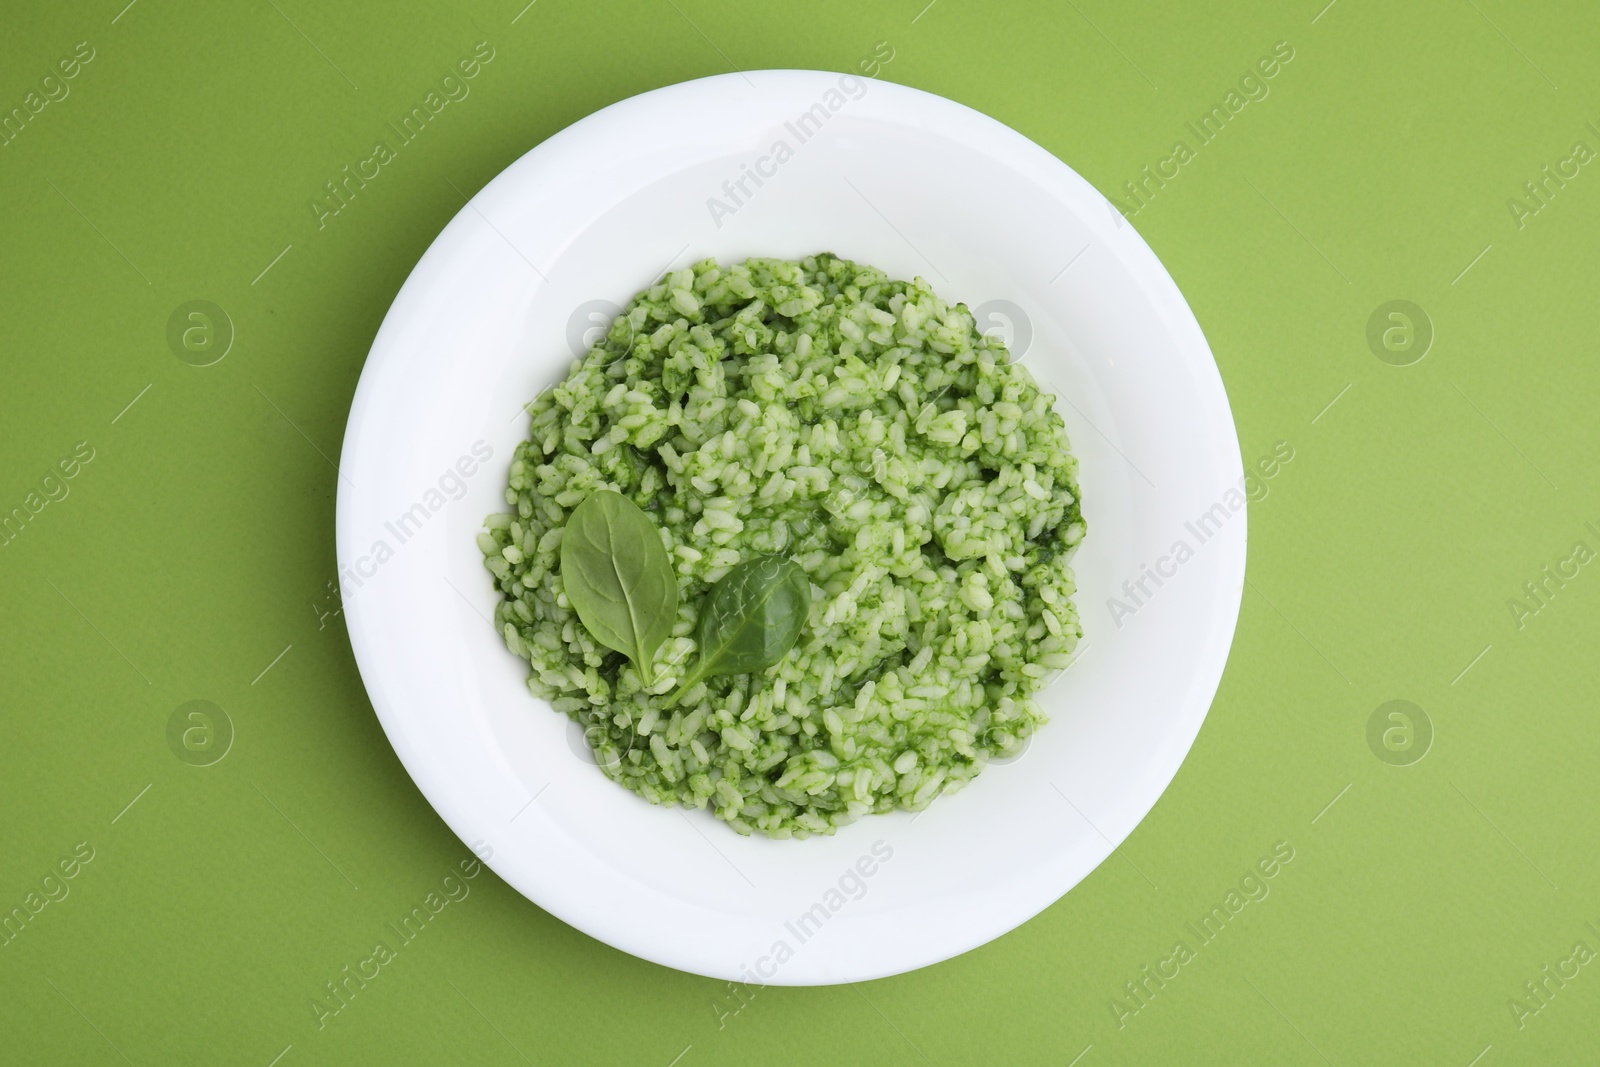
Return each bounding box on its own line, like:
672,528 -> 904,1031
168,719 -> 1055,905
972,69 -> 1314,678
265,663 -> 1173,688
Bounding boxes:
2,0 -> 1597,1062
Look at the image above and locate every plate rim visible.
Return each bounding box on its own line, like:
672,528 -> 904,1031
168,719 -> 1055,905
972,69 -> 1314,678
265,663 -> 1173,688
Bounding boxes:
336,67 -> 1246,984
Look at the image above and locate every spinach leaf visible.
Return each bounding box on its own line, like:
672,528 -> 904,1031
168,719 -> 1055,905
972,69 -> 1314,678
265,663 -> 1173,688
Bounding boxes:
666,555 -> 811,706
559,490 -> 678,685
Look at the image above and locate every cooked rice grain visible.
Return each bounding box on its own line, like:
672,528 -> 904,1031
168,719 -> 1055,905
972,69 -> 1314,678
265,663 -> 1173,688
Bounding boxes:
480,254 -> 1084,838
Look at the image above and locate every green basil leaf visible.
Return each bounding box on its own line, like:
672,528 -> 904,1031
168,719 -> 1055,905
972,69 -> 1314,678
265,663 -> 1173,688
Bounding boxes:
559,490 -> 678,684
667,555 -> 811,706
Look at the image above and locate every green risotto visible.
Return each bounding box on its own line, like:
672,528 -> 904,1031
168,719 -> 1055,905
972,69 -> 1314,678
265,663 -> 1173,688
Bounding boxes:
479,254 -> 1084,837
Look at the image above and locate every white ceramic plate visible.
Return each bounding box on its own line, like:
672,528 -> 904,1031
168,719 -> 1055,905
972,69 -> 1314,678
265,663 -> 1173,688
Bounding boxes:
337,70 -> 1245,985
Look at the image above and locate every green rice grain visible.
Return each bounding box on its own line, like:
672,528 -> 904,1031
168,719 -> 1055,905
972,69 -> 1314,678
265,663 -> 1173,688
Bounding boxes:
479,253 -> 1084,838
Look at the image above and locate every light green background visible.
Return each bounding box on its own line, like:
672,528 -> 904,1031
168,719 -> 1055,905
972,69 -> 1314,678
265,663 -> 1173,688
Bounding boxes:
3,0 -> 1598,1063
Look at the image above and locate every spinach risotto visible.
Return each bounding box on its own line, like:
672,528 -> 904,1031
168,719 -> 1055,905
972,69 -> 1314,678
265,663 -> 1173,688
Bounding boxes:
478,254 -> 1084,837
